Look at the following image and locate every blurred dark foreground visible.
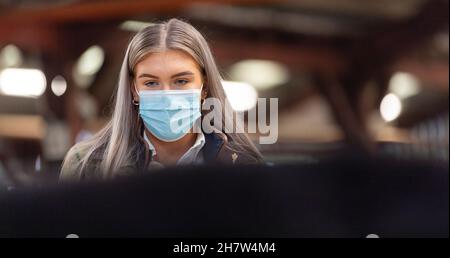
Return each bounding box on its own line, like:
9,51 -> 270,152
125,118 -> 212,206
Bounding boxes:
0,156 -> 447,238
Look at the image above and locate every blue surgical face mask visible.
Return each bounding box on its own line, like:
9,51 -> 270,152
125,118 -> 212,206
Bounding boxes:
138,89 -> 202,142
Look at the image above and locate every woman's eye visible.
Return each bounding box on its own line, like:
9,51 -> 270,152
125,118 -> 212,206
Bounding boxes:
175,79 -> 189,86
144,81 -> 159,87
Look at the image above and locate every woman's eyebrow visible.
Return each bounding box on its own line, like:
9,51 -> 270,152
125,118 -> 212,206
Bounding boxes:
171,71 -> 194,78
137,71 -> 194,79
138,73 -> 159,79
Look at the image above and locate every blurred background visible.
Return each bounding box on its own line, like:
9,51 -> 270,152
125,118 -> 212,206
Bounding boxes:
0,0 -> 448,186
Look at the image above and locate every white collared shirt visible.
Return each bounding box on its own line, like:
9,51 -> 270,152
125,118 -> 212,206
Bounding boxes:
143,130 -> 205,169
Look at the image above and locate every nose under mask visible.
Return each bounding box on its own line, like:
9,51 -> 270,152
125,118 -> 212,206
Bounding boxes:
138,89 -> 202,142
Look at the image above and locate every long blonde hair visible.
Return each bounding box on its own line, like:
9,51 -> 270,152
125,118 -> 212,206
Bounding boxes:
61,18 -> 262,179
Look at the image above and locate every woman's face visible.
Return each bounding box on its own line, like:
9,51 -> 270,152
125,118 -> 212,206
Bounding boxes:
133,49 -> 204,99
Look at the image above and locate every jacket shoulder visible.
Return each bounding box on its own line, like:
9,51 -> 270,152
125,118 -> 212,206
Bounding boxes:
204,132 -> 263,165
59,143 -> 90,181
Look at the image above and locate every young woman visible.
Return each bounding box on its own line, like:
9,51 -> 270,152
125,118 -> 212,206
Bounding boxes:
60,18 -> 263,181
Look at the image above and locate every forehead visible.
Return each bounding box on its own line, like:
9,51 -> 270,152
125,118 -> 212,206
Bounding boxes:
134,49 -> 201,76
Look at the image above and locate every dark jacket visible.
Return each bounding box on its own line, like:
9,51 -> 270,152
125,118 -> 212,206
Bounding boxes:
60,132 -> 261,181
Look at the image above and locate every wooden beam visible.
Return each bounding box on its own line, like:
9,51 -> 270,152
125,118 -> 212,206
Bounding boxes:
211,39 -> 345,73
0,23 -> 61,51
0,114 -> 45,140
315,73 -> 376,155
0,0 -> 277,24
390,59 -> 449,92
